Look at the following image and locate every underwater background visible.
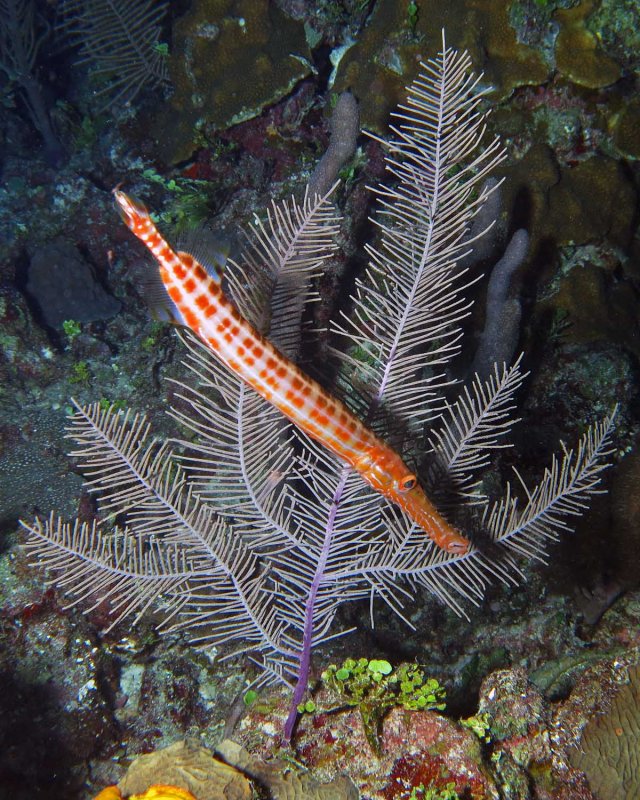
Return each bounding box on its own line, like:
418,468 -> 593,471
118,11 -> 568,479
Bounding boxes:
0,1 -> 639,798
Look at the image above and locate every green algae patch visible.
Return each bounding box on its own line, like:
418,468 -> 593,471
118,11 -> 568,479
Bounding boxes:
151,0 -> 310,163
554,1 -> 622,88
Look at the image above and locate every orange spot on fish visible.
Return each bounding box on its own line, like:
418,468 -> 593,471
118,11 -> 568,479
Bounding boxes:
168,287 -> 182,304
195,294 -> 209,310
183,309 -> 198,329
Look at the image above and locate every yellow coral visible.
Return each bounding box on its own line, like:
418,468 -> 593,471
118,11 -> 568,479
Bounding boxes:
94,785 -> 197,800
94,788 -> 122,800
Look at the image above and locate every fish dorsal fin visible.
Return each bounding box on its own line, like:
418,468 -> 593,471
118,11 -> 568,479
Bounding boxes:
177,250 -> 223,286
178,226 -> 229,285
179,225 -> 274,332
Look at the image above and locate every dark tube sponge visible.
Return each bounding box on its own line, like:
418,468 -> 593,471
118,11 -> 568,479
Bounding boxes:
471,228 -> 529,380
308,91 -> 360,198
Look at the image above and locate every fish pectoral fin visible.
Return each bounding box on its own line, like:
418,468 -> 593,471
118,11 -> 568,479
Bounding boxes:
139,268 -> 186,326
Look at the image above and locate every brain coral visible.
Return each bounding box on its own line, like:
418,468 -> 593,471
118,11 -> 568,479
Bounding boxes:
571,664 -> 640,800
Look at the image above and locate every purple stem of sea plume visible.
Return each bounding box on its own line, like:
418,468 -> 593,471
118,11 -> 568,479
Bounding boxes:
283,467 -> 349,740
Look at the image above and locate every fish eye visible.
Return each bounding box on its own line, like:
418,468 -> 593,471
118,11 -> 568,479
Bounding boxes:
399,474 -> 416,492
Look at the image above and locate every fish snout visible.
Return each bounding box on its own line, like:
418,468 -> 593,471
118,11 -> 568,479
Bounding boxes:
113,189 -> 148,229
443,532 -> 470,555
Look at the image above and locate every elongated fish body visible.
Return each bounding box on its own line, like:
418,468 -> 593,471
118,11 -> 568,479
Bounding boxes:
114,191 -> 470,555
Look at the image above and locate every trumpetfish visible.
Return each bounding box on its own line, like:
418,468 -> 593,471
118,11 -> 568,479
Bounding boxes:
114,190 -> 470,555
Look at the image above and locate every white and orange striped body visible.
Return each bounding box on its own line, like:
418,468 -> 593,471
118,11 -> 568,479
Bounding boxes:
114,191 -> 470,555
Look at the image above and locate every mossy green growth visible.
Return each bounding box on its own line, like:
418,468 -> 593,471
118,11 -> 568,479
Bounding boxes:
321,658 -> 446,753
407,0 -> 420,33
141,171 -> 224,233
141,321 -> 166,353
243,689 -> 258,706
409,783 -> 459,800
70,360 -> 91,385
98,397 -> 126,413
62,319 -> 82,340
461,711 -> 492,742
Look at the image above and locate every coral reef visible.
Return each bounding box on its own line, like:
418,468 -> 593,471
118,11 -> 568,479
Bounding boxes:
470,229 -> 529,380
25,239 -> 121,329
149,0 -> 311,162
0,0 -> 638,797
21,42 -> 617,757
554,0 -> 622,88
0,0 -> 65,165
570,664 -> 640,800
